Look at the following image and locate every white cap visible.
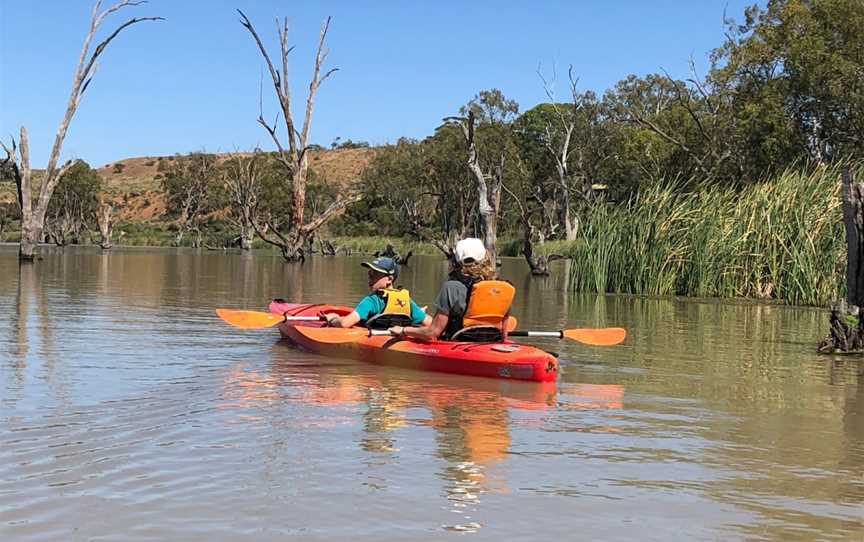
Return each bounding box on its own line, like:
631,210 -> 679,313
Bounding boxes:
454,238 -> 487,264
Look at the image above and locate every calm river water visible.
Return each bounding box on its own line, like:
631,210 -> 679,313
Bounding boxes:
1,245 -> 862,541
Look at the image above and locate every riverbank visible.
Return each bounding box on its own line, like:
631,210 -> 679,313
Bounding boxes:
2,162 -> 858,308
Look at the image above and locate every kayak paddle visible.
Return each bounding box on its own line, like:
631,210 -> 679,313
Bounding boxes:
296,325 -> 625,346
216,308 -> 625,346
509,328 -> 626,346
216,308 -> 320,329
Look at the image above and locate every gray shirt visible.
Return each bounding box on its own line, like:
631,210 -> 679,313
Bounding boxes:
433,280 -> 468,317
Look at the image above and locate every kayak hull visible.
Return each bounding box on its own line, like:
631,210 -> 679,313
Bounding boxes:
268,301 -> 558,382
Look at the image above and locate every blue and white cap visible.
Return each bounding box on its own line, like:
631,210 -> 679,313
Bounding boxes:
361,257 -> 399,279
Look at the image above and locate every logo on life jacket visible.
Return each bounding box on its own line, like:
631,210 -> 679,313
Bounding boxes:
380,288 -> 412,316
462,280 -> 515,328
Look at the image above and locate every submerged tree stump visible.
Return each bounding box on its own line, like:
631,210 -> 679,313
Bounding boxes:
373,243 -> 412,265
375,243 -> 398,258
395,250 -> 413,266
819,167 -> 864,354
320,239 -> 337,256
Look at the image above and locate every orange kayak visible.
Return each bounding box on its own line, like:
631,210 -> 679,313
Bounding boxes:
268,301 -> 559,382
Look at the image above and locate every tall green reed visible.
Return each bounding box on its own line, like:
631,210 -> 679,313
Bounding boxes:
567,162 -> 854,306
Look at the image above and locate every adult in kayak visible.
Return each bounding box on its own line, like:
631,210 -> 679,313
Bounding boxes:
323,256 -> 432,330
389,238 -> 515,342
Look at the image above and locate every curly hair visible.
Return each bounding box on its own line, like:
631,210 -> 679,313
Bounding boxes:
450,255 -> 496,281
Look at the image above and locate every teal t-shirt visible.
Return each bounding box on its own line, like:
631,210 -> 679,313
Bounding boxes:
354,293 -> 427,325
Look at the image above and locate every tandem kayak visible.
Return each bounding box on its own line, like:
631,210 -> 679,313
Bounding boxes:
268,301 -> 559,382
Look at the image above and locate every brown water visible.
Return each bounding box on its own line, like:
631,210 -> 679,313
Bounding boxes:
1,245 -> 862,541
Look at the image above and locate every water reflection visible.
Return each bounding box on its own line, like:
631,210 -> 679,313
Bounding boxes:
218,345 -> 556,530
1,246 -> 863,541
215,342 -> 632,534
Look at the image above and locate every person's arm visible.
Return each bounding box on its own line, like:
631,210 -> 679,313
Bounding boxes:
408,300 -> 432,327
391,310 -> 448,340
324,311 -> 361,328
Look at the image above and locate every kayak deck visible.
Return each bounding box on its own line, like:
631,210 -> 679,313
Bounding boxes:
268,301 -> 558,382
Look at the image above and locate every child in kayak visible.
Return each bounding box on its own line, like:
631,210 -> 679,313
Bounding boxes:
389,238 -> 514,342
323,256 -> 431,329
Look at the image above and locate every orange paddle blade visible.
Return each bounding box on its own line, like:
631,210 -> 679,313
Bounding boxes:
294,326 -> 380,344
562,327 -> 626,346
216,309 -> 283,329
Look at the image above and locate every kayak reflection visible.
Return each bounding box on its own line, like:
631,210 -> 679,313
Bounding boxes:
221,348 -> 625,532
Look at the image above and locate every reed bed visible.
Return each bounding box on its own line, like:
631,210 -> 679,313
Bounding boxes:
567,163 -> 855,306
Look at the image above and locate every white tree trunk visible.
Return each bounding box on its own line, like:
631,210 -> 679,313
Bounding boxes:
2,1 -> 160,261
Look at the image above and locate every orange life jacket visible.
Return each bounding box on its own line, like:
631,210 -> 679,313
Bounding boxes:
445,280 -> 515,341
462,280 -> 515,327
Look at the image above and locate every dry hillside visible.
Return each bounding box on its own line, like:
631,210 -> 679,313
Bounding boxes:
90,147 -> 374,221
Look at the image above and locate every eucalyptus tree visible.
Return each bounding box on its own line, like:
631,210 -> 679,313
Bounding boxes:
160,153 -> 219,247
357,137 -> 457,256
0,0 -> 161,261
44,161 -> 102,246
711,0 -> 864,167
446,89 -> 526,261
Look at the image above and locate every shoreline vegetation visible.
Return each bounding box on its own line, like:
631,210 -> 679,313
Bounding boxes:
2,162 -> 857,308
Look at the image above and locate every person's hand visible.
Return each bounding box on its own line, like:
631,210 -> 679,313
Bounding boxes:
323,313 -> 340,327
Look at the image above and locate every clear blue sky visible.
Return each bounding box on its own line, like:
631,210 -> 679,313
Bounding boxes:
0,0 -> 759,168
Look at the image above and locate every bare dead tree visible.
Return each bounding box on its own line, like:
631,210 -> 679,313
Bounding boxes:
502,184 -> 565,276
445,111 -> 503,263
397,196 -> 454,258
95,195 -> 114,249
528,185 -> 559,242
537,65 -> 597,241
221,151 -> 263,251
45,202 -> 80,246
1,1 -> 161,261
238,11 -> 361,262
372,242 -> 413,265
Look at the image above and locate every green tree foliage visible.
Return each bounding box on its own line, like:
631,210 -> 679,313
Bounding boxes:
45,160 -> 102,245
460,88 -> 519,124
0,201 -> 20,240
347,90 -> 530,246
100,0 -> 862,302
160,152 -> 219,246
713,0 -> 864,163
